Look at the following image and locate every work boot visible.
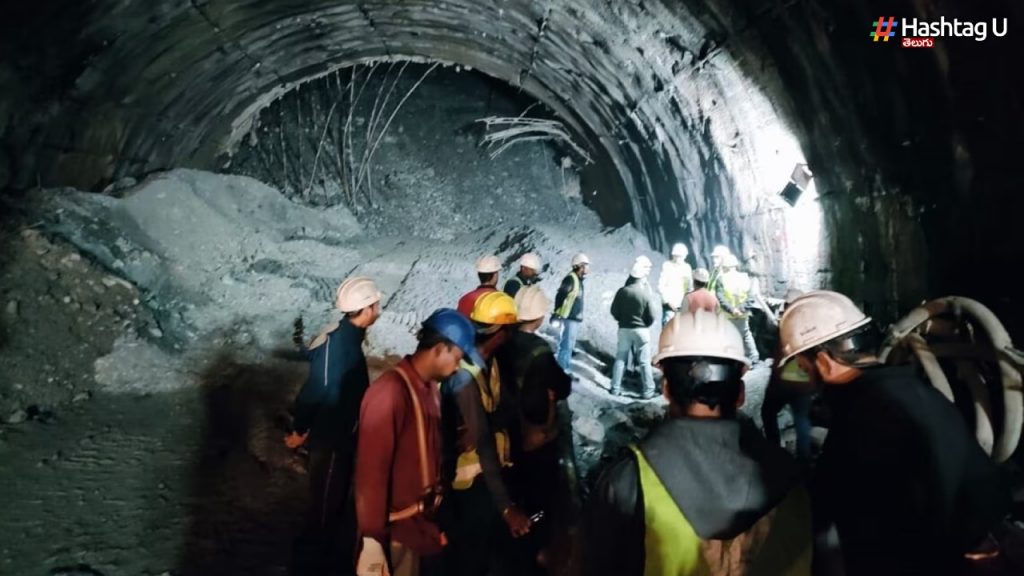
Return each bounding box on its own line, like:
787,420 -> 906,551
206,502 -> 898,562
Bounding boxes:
640,389 -> 659,400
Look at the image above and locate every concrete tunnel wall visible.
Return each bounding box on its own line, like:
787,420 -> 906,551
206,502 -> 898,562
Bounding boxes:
1,0 -> 1022,335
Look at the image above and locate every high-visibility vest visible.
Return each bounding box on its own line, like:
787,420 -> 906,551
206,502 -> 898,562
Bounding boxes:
721,271 -> 752,317
452,358 -> 512,490
555,272 -> 582,318
630,445 -> 812,576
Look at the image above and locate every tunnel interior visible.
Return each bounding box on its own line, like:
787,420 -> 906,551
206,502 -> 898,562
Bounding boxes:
1,0 -> 1023,574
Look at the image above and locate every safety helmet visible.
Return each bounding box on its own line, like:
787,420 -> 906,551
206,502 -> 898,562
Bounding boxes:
421,308 -> 483,366
519,253 -> 542,271
671,243 -> 688,258
476,255 -> 502,274
514,285 -> 551,322
711,245 -> 731,258
693,268 -> 710,284
470,291 -> 519,326
571,253 -> 590,267
723,254 -> 740,268
630,256 -> 652,278
335,276 -> 383,313
778,290 -> 873,365
653,309 -> 750,368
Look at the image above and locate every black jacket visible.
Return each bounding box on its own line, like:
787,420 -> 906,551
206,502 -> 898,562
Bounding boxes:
498,331 -> 572,425
583,416 -> 805,576
812,364 -> 1011,575
610,276 -> 656,329
502,272 -> 539,298
292,317 -> 369,453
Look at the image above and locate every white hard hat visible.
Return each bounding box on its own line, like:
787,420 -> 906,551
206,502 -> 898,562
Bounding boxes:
630,255 -> 652,278
514,285 -> 551,322
693,268 -> 710,283
476,255 -> 502,274
519,252 -> 542,271
335,276 -> 383,313
723,254 -> 740,268
711,245 -> 731,257
778,290 -> 872,365
653,310 -> 750,367
671,243 -> 688,257
571,253 -> 590,267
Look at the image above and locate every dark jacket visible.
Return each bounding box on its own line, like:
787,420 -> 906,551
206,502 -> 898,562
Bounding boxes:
583,416 -> 808,576
292,317 -> 369,453
498,331 -> 572,427
553,271 -> 585,321
813,364 -> 1011,575
610,276 -> 656,329
502,272 -> 538,298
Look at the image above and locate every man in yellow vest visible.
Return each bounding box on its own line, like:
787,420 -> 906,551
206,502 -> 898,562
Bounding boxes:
583,310 -> 812,576
551,253 -> 589,372
715,254 -> 760,363
441,292 -> 533,576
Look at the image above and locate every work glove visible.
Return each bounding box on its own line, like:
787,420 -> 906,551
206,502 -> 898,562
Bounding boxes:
356,537 -> 390,576
284,430 -> 308,449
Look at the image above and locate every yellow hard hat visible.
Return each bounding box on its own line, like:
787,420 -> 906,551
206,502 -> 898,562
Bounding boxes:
653,309 -> 749,367
470,291 -> 518,325
514,285 -> 551,322
778,290 -> 872,365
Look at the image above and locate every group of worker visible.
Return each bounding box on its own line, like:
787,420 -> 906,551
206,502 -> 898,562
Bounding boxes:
283,246 -> 1016,576
608,242 -> 767,399
285,250 -> 582,576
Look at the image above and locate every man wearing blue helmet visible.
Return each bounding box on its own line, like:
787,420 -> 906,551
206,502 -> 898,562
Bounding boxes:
355,308 -> 481,576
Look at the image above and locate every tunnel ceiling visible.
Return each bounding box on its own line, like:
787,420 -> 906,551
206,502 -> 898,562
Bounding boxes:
2,0 -> 1023,332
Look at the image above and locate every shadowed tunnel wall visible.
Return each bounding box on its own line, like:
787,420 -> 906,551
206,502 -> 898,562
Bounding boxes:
0,0 -> 1021,334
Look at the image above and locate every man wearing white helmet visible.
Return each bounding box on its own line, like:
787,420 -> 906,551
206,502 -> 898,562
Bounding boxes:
779,290 -> 1010,575
286,276 -> 383,576
503,252 -> 542,298
657,243 -> 693,325
498,285 -> 573,573
584,310 -> 812,576
457,255 -> 502,317
609,256 -> 657,399
715,254 -> 760,363
552,253 -> 590,371
706,244 -> 731,292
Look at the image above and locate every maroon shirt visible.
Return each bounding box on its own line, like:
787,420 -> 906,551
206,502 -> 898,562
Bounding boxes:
355,357 -> 444,554
457,285 -> 497,317
685,288 -> 720,313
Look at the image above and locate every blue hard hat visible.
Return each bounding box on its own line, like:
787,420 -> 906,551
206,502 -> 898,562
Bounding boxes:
422,308 -> 484,367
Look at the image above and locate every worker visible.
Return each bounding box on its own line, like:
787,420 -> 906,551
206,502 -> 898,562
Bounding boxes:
441,291 -> 533,576
457,255 -> 502,317
499,285 -> 573,575
609,256 -> 657,399
286,276 -> 383,576
778,290 -> 1011,575
551,253 -> 589,372
503,253 -> 542,298
706,244 -> 731,291
715,254 -> 760,363
657,243 -> 693,325
682,268 -> 718,313
584,310 -> 812,576
354,308 -> 480,576
761,289 -> 815,467
742,250 -> 780,326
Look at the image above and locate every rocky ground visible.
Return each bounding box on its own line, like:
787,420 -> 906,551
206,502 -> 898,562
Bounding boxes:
0,169 -> 778,575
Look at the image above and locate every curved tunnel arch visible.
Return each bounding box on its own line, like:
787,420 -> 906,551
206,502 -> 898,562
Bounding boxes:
60,0 -> 815,279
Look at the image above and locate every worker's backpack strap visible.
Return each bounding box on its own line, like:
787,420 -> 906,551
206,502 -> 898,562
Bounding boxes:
389,364 -> 442,522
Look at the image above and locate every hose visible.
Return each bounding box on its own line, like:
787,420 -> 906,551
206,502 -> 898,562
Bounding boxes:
882,296 -> 1023,462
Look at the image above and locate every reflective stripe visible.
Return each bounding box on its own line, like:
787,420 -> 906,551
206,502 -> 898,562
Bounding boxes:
780,359 -> 811,383
555,273 -> 581,318
630,446 -> 705,576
